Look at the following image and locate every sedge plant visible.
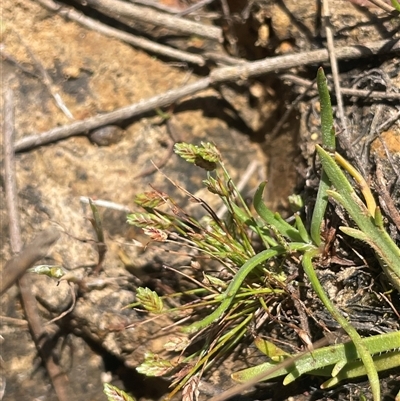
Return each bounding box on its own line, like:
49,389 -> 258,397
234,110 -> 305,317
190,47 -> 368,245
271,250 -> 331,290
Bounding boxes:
125,68 -> 400,401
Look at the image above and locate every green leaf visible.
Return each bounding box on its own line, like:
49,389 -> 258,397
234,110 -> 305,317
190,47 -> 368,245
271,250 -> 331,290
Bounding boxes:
302,249 -> 380,400
89,198 -> 104,243
317,67 -> 335,151
174,142 -> 220,171
295,214 -> 311,243
253,182 -> 303,242
391,0 -> 400,11
136,352 -> 175,376
316,145 -> 400,292
164,336 -> 190,352
134,191 -> 168,208
127,212 -> 172,229
288,194 -> 304,212
231,331 -> 400,386
203,274 -> 228,288
254,337 -> 288,361
310,68 -> 336,245
310,170 -> 330,246
322,349 -> 400,389
136,287 -> 164,313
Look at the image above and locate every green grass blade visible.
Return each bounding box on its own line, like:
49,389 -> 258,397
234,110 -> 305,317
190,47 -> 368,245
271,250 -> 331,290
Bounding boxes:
316,145 -> 400,291
254,182 -> 303,242
232,331 -> 400,385
310,68 -> 336,245
317,67 -> 335,151
391,0 -> 400,11
295,214 -> 311,243
302,249 -> 380,400
310,170 -> 330,245
322,349 -> 400,388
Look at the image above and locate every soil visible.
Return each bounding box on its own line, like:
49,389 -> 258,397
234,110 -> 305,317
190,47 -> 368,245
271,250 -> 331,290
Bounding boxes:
1,1 -> 400,401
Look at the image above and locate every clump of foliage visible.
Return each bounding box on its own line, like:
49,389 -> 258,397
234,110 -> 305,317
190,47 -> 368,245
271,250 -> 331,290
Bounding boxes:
125,68 -> 400,401
127,141 -> 292,398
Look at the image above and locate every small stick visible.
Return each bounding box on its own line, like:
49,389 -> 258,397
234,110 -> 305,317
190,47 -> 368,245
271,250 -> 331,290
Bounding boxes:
282,74 -> 400,100
75,0 -> 223,42
0,46 -> 41,79
323,0 -> 362,173
34,0 -> 206,66
14,39 -> 400,153
375,109 -> 400,133
364,0 -> 398,12
14,78 -> 210,152
215,160 -> 261,219
0,316 -> 29,327
332,87 -> 400,100
220,0 -> 238,55
80,197 -> 131,212
204,39 -> 400,83
3,89 -> 21,250
375,160 -> 400,232
1,227 -> 60,295
3,87 -> 73,401
323,0 -> 346,132
128,0 -> 182,14
176,0 -> 216,16
203,51 -> 246,66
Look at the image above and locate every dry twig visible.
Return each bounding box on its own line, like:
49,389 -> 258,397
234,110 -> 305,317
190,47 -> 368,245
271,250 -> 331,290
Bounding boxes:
14,78 -> 210,152
220,0 -> 238,55
14,38 -> 400,153
322,0 -> 362,172
375,160 -> 400,232
76,0 -> 223,41
323,0 -> 347,133
0,316 -> 29,327
80,197 -> 131,212
3,87 -> 74,401
0,45 -> 41,78
128,0 -> 181,14
281,74 -> 400,100
374,109 -> 400,133
364,0 -> 398,12
176,0 -> 216,16
1,228 -> 60,295
208,39 -> 400,83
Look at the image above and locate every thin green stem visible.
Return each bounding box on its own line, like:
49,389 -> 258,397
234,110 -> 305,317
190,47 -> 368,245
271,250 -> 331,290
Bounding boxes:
182,247 -> 285,333
183,243 -> 311,334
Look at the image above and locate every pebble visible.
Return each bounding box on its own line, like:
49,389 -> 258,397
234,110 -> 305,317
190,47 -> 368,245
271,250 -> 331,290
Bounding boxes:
89,125 -> 124,146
